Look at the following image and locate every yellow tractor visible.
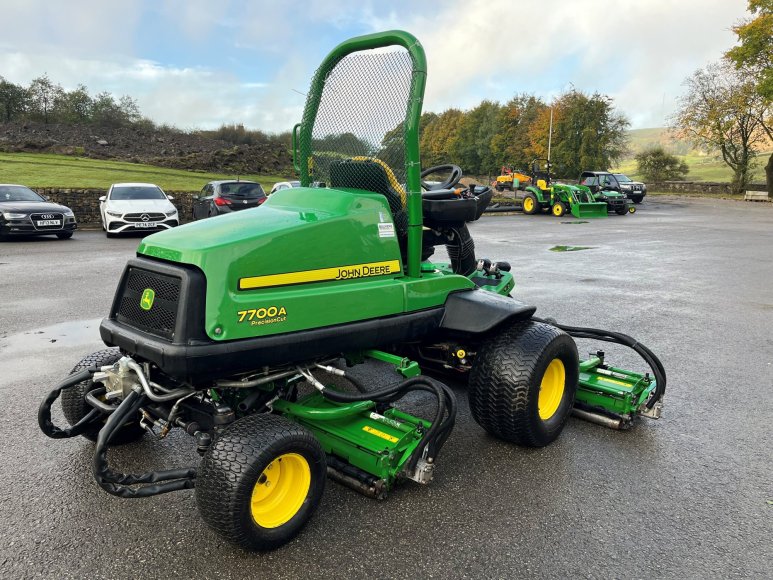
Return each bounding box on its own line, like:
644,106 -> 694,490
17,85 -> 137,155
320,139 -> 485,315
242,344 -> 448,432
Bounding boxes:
494,165 -> 531,192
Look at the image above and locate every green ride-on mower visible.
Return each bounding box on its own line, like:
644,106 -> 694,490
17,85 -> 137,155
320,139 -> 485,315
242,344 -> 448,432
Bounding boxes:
516,159 -> 608,218
38,31 -> 665,552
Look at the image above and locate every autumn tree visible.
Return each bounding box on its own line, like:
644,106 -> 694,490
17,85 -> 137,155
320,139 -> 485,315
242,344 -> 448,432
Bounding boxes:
420,109 -> 464,168
726,0 -> 773,100
635,146 -> 689,182
725,0 -> 773,194
527,90 -> 629,178
449,101 -> 502,175
490,94 -> 547,171
674,61 -> 768,193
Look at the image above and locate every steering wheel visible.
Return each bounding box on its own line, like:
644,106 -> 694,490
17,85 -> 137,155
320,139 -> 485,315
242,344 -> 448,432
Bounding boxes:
421,164 -> 463,191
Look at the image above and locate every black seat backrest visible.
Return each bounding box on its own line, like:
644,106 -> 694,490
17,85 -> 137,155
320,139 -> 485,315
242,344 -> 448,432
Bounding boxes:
330,158 -> 409,257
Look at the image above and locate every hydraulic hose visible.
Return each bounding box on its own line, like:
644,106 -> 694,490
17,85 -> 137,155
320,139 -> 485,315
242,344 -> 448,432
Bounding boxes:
534,317 -> 667,408
93,389 -> 196,498
39,368 -> 103,439
317,374 -> 456,472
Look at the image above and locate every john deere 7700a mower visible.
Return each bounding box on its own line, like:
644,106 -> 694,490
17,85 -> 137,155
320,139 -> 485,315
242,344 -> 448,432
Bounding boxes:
39,31 -> 665,552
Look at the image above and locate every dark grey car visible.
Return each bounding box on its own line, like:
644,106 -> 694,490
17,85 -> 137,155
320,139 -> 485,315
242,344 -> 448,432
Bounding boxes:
192,180 -> 267,220
0,184 -> 78,240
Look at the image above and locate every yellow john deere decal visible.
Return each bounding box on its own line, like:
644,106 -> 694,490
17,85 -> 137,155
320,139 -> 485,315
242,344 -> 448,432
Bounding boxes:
140,288 -> 155,311
362,425 -> 399,444
238,260 -> 401,290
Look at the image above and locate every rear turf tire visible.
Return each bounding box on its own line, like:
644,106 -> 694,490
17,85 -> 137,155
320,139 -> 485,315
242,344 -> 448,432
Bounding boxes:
61,348 -> 145,444
196,414 -> 327,551
468,321 -> 579,447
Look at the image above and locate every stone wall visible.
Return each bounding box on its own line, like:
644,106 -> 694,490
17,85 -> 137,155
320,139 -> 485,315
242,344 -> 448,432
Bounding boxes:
651,181 -> 767,194
33,188 -> 199,226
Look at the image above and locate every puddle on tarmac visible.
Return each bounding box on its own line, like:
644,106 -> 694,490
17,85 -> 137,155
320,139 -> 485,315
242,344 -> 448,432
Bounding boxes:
0,318 -> 103,355
549,245 -> 595,252
560,221 -> 589,225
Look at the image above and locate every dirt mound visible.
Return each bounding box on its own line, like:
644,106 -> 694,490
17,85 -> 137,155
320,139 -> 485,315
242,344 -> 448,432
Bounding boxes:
0,121 -> 293,175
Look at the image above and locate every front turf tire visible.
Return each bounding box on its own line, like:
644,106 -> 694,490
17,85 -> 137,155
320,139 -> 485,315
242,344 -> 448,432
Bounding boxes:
196,414 -> 327,552
468,321 -> 579,447
522,193 -> 538,215
61,348 -> 145,444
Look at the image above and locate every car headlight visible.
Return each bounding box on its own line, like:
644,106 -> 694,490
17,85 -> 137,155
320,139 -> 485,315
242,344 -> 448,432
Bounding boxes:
165,209 -> 178,217
63,209 -> 75,217
2,212 -> 27,220
106,210 -> 122,217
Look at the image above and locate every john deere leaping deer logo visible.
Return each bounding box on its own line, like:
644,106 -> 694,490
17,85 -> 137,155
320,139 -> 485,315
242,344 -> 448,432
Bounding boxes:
140,288 -> 155,311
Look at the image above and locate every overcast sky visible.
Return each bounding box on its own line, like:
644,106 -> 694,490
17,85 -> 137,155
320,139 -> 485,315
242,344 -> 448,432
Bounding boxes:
0,0 -> 749,132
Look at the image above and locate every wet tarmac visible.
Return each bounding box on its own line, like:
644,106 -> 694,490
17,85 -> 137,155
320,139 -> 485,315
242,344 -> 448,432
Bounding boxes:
1,197 -> 771,578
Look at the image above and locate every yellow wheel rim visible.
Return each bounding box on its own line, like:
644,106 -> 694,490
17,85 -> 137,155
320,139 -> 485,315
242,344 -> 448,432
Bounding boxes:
538,358 -> 566,420
524,197 -> 534,212
250,453 -> 311,528
552,203 -> 563,216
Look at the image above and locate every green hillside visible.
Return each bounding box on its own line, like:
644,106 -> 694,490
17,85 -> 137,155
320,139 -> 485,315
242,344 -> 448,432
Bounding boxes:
616,128 -> 770,182
0,152 -> 292,191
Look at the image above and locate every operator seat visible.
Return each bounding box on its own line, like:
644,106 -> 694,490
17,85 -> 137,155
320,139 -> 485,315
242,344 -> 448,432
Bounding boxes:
329,158 -> 409,252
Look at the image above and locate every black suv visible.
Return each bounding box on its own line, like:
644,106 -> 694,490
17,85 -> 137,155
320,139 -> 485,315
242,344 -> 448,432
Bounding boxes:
579,171 -> 646,204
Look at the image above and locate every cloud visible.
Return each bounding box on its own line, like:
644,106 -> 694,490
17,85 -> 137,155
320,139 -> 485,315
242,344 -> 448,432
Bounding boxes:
0,0 -> 752,132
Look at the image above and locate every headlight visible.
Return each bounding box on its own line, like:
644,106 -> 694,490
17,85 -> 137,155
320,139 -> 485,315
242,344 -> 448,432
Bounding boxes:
63,209 -> 75,217
165,209 -> 178,217
106,210 -> 122,217
2,212 -> 27,220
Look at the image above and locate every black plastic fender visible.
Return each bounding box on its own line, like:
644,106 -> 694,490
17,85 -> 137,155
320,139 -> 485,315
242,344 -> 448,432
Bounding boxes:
440,290 -> 536,334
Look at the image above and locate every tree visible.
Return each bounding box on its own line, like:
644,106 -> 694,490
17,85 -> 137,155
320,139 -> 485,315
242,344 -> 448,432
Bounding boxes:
420,109 -> 464,168
490,94 -> 547,171
725,0 -> 773,194
28,74 -> 64,124
526,90 -> 629,178
0,77 -> 28,122
726,0 -> 773,100
674,61 -> 769,193
635,147 -> 689,182
58,84 -> 93,123
449,101 -> 502,175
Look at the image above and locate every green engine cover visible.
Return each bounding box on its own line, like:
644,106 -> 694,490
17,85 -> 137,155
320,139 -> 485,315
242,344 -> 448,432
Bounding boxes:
137,186 -> 473,341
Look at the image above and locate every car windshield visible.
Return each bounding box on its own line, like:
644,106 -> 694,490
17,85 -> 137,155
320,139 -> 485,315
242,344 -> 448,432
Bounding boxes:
110,186 -> 166,200
613,174 -> 632,182
0,185 -> 45,202
220,182 -> 265,198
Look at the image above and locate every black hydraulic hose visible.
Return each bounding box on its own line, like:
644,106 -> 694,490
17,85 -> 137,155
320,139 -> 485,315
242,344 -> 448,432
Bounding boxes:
535,317 -> 666,408
93,389 -> 196,498
39,368 -> 104,439
319,375 -> 456,471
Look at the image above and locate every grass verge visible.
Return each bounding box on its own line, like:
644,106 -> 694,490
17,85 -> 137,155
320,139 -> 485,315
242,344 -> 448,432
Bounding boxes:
0,152 -> 292,190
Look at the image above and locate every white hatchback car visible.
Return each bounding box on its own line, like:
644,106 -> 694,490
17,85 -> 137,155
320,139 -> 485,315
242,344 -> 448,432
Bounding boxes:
99,183 -> 179,237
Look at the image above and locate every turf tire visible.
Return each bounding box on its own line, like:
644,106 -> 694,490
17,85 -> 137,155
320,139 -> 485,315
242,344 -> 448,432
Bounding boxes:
468,320 -> 579,447
196,414 -> 327,551
61,348 -> 145,444
522,193 -> 539,215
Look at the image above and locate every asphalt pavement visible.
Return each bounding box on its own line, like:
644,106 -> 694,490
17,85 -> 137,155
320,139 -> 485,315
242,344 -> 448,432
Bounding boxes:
0,197 -> 771,579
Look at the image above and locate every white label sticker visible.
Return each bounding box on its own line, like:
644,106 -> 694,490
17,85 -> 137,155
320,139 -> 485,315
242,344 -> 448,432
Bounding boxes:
378,222 -> 395,238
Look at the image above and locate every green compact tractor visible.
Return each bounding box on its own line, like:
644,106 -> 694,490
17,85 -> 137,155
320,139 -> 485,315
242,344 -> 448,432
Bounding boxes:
517,159 -> 607,218
39,31 -> 665,552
